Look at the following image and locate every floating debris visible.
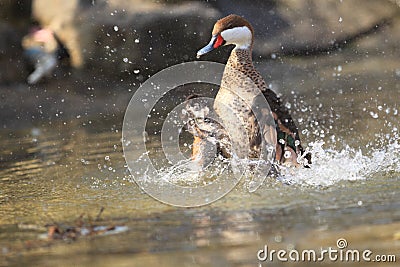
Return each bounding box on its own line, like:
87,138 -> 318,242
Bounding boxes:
41,207 -> 128,241
14,207 -> 129,251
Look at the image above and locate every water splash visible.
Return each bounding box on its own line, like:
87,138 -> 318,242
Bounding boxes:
157,157 -> 231,186
133,136 -> 399,191
279,138 -> 399,187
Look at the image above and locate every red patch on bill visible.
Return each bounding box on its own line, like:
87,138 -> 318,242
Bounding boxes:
213,34 -> 224,48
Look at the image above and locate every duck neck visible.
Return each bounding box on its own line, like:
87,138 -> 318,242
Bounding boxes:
223,46 -> 268,92
226,48 -> 254,71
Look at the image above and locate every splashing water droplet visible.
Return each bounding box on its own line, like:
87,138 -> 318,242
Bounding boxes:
284,150 -> 292,159
369,111 -> 379,119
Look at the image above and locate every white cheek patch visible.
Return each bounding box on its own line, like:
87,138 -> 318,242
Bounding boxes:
220,26 -> 252,49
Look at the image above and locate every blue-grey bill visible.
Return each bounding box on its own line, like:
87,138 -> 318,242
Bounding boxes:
196,36 -> 217,59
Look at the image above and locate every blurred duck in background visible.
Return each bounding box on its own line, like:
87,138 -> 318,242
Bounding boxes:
22,27 -> 58,84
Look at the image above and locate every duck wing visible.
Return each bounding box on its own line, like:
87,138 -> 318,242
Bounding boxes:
259,89 -> 312,166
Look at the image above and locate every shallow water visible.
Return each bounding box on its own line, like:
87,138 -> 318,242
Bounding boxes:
1,48 -> 400,266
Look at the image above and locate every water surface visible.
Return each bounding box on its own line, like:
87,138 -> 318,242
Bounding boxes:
1,48 -> 399,266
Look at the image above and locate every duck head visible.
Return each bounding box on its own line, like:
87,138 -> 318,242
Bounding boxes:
197,14 -> 254,58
